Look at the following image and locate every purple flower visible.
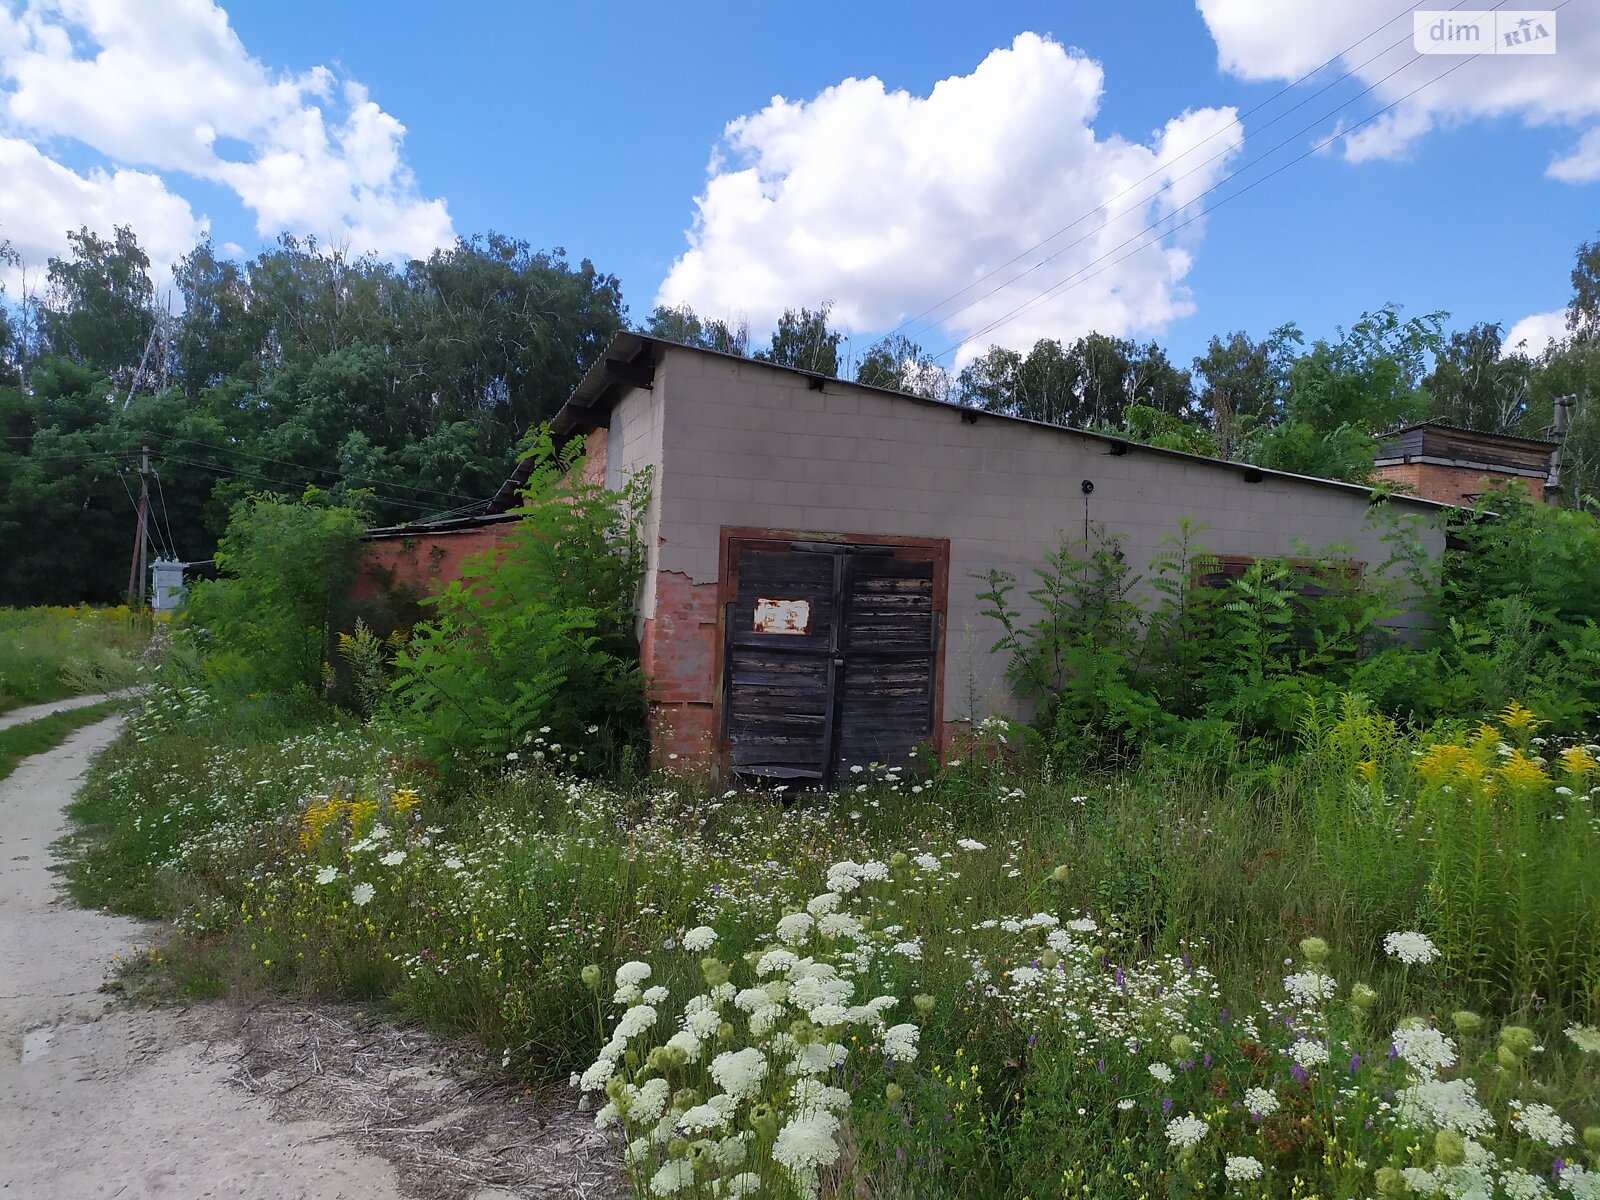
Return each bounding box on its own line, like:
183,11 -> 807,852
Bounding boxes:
1203,1052 -> 1212,1069
1290,1063 -> 1308,1085
1349,1053 -> 1361,1075
1096,1058 -> 1105,1074
1162,1098 -> 1173,1115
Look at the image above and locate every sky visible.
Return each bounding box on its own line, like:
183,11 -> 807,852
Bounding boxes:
1,0 -> 1596,375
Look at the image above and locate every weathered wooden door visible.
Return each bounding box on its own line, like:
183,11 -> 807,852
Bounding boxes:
723,539 -> 938,786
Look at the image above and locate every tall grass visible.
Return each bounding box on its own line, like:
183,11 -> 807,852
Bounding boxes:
0,605 -> 149,713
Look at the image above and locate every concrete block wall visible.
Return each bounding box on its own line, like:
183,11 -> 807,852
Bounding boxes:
612,346 -> 1446,764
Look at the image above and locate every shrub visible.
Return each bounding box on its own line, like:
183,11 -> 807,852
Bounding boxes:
182,489 -> 367,700
390,429 -> 650,774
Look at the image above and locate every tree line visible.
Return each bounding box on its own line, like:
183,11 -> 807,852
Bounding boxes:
2,223 -> 1599,604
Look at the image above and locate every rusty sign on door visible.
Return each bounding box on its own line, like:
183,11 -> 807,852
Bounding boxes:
753,597 -> 811,634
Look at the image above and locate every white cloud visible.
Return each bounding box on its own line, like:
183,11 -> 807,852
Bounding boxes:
1503,308 -> 1568,357
0,136 -> 204,297
655,33 -> 1243,361
1195,1 -> 1600,178
0,0 -> 451,293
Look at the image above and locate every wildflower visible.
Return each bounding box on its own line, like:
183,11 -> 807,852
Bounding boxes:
913,994 -> 935,1014
1512,1101 -> 1574,1147
1224,1156 -> 1263,1181
956,838 -> 986,851
710,1048 -> 768,1100
1284,970 -> 1338,1005
1165,1114 -> 1207,1150
1299,936 -> 1330,964
891,940 -> 922,960
1566,1024 -> 1600,1054
1169,1034 -> 1194,1059
1391,1023 -> 1457,1077
580,964 -> 602,989
776,913 -> 815,945
616,961 -> 652,989
1383,930 -> 1440,965
1243,1087 -> 1279,1116
1451,1010 -> 1483,1035
682,926 -> 717,952
351,882 -> 375,906
1396,1078 -> 1493,1136
1117,1098 -> 1136,1111
1290,1039 -> 1330,1069
1500,1024 -> 1536,1057
1374,1167 -> 1406,1197
616,1005 -> 659,1040
1148,1062 -> 1175,1085
882,1024 -> 919,1062
380,850 -> 405,867
771,1108 -> 842,1171
649,1159 -> 694,1195
314,866 -> 338,885
1350,982 -> 1377,1012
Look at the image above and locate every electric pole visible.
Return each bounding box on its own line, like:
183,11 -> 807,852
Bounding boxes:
126,445 -> 150,609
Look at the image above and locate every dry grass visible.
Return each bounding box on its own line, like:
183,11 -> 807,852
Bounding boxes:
220,1002 -> 621,1200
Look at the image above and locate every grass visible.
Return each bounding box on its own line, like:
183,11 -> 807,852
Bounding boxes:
57,690 -> 1600,1198
0,699 -> 120,785
0,605 -> 149,714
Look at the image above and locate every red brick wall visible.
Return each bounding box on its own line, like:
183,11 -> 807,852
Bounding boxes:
641,570 -> 722,770
354,526 -> 512,602
1372,462 -> 1545,505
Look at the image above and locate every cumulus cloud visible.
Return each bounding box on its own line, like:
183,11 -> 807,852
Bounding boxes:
1503,308 -> 1568,357
0,0 -> 451,293
1195,1 -> 1600,178
655,33 -> 1243,361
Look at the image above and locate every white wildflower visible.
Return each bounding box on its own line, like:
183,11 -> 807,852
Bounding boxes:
615,961 -> 652,989
1165,1114 -> 1207,1149
616,1004 -> 658,1040
1224,1156 -> 1263,1181
882,1023 -> 919,1062
1283,970 -> 1338,1005
956,838 -> 987,851
890,940 -> 922,960
710,1048 -> 768,1100
682,926 -> 717,952
1565,1023 -> 1600,1054
642,985 -> 670,1005
1243,1087 -> 1279,1116
1392,1023 -> 1457,1077
805,893 -> 841,916
1383,930 -> 1440,965
1512,1101 -> 1573,1147
351,882 -> 375,906
772,1108 -> 842,1170
1290,1039 -> 1330,1069
649,1158 -> 694,1195
1148,1062 -> 1175,1085
776,913 -> 815,945
314,866 -> 338,885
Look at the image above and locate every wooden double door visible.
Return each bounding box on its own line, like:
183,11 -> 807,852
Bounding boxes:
721,535 -> 943,786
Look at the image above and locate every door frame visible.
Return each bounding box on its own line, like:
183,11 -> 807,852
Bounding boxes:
715,526 -> 950,782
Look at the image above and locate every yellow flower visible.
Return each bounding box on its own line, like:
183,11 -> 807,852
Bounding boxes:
1495,749 -> 1548,794
1497,699 -> 1544,734
1558,746 -> 1598,778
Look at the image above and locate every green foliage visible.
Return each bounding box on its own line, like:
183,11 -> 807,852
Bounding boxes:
753,303 -> 843,376
0,605 -> 148,713
390,430 -> 649,773
183,489 -> 367,700
979,518 -> 1412,762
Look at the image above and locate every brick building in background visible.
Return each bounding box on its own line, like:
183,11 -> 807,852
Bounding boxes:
1371,421 -> 1559,505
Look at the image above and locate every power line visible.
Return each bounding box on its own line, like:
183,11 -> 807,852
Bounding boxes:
929,0 -> 1547,364
160,453 -> 479,517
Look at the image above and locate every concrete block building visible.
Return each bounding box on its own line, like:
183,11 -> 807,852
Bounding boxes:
423,333 -> 1443,783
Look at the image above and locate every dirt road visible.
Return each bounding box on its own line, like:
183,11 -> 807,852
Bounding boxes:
0,716 -> 407,1199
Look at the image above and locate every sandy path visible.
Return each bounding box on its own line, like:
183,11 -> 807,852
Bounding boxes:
0,691 -> 133,733
0,716 -> 407,1200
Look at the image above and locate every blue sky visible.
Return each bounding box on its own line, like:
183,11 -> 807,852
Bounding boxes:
2,2 -> 1596,373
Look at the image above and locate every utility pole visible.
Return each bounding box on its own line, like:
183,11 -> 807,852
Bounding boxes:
126,445 -> 150,609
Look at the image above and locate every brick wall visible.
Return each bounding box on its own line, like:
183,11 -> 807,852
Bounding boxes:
1372,461 -> 1545,505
